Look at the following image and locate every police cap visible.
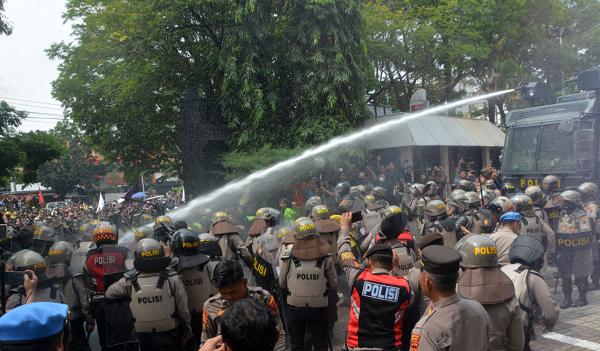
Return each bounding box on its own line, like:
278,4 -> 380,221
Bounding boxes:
365,243 -> 393,259
500,211 -> 522,223
0,302 -> 68,343
421,245 -> 461,275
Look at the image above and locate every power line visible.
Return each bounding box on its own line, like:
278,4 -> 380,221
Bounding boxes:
21,111 -> 64,117
7,102 -> 64,111
0,96 -> 62,107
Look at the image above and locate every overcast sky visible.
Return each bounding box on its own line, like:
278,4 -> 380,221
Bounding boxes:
0,0 -> 71,132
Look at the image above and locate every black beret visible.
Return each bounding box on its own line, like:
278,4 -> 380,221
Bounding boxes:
421,245 -> 460,275
419,233 -> 444,250
365,243 -> 393,259
380,214 -> 405,240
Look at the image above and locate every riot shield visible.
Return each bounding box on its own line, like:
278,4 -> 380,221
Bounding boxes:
102,271 -> 138,348
104,298 -> 138,348
250,254 -> 287,332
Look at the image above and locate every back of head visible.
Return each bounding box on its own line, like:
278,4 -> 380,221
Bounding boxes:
509,235 -> 545,269
133,238 -> 170,273
221,298 -> 277,351
213,258 -> 244,289
92,221 -> 118,245
455,234 -> 498,268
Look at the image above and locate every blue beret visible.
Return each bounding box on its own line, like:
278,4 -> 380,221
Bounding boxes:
500,211 -> 522,222
0,302 -> 68,342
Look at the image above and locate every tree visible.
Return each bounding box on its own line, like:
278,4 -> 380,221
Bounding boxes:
0,0 -> 12,36
0,101 -> 25,184
37,121 -> 107,195
15,131 -> 63,184
49,0 -> 371,197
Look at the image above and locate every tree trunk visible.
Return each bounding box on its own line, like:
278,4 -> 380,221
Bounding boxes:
178,88 -> 229,201
487,98 -> 496,125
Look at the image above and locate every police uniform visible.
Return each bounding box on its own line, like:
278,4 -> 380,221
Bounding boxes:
543,193 -> 562,232
410,246 -> 490,351
405,233 -> 444,317
489,213 -> 520,267
519,210 -> 555,256
583,199 -> 600,287
105,239 -> 192,351
0,302 -> 69,347
338,228 -> 413,351
280,217 -> 337,351
201,286 -> 286,351
209,219 -> 251,262
556,206 -> 593,307
456,235 -> 524,351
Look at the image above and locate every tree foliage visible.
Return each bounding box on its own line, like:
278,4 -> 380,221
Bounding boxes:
0,0 -> 12,36
37,121 -> 107,195
49,0 -> 371,184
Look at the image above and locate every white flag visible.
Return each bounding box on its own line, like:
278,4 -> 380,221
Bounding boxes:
97,193 -> 105,213
181,187 -> 186,203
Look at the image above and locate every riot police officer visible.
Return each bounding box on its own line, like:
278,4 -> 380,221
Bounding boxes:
501,236 -> 559,350
153,215 -> 175,243
172,229 -> 217,348
135,226 -> 153,243
305,195 -> 323,216
557,189 -> 594,308
423,181 -> 441,200
83,221 -> 129,350
463,191 -> 482,233
209,211 -> 250,262
578,182 -> 600,290
45,241 -> 92,351
525,186 -> 547,222
511,193 -> 555,260
425,200 -> 461,248
456,235 -> 524,351
372,212 -> 416,276
279,217 -> 337,351
542,175 -> 562,232
247,208 -> 280,267
5,249 -> 65,309
105,238 -> 192,351
335,181 -> 354,214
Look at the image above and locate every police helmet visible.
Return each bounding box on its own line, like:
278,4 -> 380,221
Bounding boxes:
510,194 -> 533,213
335,182 -> 351,197
8,249 -> 46,276
448,190 -> 467,210
310,205 -> 330,220
211,211 -> 230,225
424,181 -> 440,196
455,234 -> 498,268
255,208 -> 281,221
491,196 -> 514,214
46,241 -> 74,267
293,217 -> 319,240
305,196 -> 323,211
502,182 -> 516,195
275,226 -> 294,240
364,194 -> 376,204
153,215 -> 173,231
484,179 -> 497,190
410,183 -> 425,197
525,186 -> 544,206
172,228 -> 200,256
426,200 -> 447,219
508,235 -> 545,267
379,213 -> 405,240
34,225 -> 55,241
372,187 -> 387,199
457,180 -> 475,191
384,205 -> 402,218
542,175 -> 560,193
134,226 -> 153,242
197,232 -> 223,257
578,182 -> 599,201
464,191 -> 481,208
92,222 -> 118,245
480,190 -> 496,206
133,238 -> 171,272
560,190 -> 581,207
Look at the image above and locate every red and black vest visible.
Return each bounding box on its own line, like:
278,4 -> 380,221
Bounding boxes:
85,244 -> 128,294
346,269 -> 411,350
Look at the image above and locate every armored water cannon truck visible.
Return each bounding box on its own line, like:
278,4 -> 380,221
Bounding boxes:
502,71 -> 600,191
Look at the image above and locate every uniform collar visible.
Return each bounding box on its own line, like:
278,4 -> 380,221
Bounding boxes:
434,293 -> 460,308
371,267 -> 391,275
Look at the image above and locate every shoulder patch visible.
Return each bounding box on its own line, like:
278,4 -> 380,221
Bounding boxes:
410,333 -> 421,351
